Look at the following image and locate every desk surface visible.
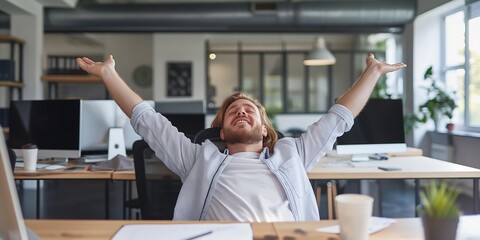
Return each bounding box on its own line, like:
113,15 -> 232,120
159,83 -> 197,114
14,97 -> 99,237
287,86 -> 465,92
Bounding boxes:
308,156 -> 480,179
14,168 -> 112,180
25,215 -> 480,240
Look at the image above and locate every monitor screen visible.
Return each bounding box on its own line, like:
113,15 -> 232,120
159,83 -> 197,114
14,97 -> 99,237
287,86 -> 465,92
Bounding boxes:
336,99 -> 406,160
155,101 -> 205,140
9,100 -> 81,159
163,114 -> 206,139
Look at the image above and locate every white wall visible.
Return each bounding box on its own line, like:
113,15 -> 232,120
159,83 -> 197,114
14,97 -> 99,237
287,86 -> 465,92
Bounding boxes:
43,34 -> 153,100
410,0 -> 464,147
153,34 -> 206,105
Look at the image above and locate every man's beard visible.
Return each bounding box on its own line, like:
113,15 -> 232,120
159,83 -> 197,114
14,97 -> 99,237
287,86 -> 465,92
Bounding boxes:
223,124 -> 263,145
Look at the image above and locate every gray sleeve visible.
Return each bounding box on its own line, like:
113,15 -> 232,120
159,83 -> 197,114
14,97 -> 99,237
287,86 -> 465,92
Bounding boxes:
295,104 -> 354,171
130,101 -> 198,179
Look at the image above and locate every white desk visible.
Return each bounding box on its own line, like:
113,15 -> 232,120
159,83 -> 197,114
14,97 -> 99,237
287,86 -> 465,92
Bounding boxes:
308,156 -> 480,215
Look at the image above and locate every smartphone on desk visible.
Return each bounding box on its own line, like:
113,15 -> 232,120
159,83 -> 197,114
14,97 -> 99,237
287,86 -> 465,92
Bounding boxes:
378,166 -> 402,171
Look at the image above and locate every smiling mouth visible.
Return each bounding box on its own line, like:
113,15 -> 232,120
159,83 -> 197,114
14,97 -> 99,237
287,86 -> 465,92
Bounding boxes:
235,120 -> 249,125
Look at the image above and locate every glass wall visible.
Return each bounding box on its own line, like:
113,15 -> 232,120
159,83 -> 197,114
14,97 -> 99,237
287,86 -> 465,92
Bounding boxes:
207,33 -> 402,114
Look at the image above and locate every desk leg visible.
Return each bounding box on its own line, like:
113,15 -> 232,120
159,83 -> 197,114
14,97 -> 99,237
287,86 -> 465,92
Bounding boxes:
105,180 -> 110,219
414,179 -> 420,217
36,180 -> 40,219
122,181 -> 127,219
474,179 -> 479,214
377,180 -> 383,217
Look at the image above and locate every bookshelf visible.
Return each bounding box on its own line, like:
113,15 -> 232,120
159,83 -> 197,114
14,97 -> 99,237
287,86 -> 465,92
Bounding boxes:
0,35 -> 24,101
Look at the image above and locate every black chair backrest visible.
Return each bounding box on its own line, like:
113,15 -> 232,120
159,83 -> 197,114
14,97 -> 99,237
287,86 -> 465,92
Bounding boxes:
7,148 -> 16,172
193,127 -> 284,150
132,140 -> 182,220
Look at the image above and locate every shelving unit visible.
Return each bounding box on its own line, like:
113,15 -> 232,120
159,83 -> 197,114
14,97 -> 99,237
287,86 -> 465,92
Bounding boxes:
41,74 -> 107,99
0,35 -> 24,135
0,35 -> 24,101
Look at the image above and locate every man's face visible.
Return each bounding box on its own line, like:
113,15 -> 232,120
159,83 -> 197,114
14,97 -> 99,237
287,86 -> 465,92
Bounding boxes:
221,99 -> 267,145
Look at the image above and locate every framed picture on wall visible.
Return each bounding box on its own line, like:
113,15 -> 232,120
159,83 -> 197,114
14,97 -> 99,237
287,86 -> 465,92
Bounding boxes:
167,62 -> 192,97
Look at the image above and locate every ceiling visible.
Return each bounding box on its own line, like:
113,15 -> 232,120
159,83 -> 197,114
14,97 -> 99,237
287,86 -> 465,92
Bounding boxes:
42,0 -> 416,33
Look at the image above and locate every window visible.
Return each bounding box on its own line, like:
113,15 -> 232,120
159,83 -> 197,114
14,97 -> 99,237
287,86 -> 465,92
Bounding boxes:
443,2 -> 480,129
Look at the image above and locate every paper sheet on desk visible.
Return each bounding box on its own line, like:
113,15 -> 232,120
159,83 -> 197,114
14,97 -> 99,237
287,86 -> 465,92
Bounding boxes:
316,217 -> 396,234
112,223 -> 252,240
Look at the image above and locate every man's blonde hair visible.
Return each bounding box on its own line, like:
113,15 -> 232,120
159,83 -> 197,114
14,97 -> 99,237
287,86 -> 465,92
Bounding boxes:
211,92 -> 278,151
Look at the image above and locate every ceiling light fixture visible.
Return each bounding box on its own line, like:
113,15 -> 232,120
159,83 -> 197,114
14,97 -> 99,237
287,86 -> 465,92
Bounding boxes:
303,37 -> 336,66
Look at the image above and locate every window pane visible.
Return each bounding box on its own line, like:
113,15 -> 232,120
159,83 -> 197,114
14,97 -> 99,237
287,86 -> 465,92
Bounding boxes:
445,11 -> 465,66
446,69 -> 464,125
308,66 -> 328,112
242,54 -> 261,100
264,54 -> 283,113
209,53 -> 238,109
332,53 -> 351,102
287,54 -> 305,112
468,16 -> 480,126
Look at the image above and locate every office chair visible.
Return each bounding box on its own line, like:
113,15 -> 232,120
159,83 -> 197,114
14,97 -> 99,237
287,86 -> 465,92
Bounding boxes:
132,140 -> 182,220
7,147 -> 16,172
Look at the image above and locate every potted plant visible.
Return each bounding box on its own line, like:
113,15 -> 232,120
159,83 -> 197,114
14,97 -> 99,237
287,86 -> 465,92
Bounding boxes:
404,66 -> 457,133
417,181 -> 462,240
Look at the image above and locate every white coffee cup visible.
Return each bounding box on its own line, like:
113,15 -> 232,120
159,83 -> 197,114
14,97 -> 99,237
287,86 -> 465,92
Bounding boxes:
22,143 -> 38,171
335,194 -> 374,240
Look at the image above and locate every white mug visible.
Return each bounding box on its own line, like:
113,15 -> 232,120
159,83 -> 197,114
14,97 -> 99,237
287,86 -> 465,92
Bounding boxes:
335,194 -> 374,240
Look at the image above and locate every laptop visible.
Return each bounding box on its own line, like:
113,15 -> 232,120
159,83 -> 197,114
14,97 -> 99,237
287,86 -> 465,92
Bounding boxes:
0,126 -> 39,240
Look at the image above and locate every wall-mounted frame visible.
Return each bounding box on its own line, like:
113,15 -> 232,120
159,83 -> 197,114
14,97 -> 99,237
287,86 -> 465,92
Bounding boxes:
167,62 -> 192,97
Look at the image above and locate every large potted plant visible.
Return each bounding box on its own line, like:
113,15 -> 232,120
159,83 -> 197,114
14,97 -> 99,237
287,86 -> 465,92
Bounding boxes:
417,181 -> 462,240
404,66 -> 457,133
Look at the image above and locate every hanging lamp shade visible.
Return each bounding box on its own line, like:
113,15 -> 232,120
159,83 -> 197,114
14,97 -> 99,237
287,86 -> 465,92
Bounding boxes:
303,37 -> 336,66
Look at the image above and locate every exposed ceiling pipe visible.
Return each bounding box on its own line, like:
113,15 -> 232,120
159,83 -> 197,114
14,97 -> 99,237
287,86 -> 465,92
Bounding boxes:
2,1 -> 417,33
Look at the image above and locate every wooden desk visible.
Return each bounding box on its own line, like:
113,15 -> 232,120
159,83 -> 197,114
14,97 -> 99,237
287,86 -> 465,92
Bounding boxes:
308,156 -> 480,215
25,220 -> 276,240
24,215 -> 480,240
14,168 -> 113,219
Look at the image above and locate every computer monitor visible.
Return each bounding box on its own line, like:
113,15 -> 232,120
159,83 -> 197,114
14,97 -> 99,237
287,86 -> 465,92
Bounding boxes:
336,99 -> 406,161
9,100 -> 81,159
80,100 -> 116,152
155,101 -> 206,139
163,113 -> 206,139
80,100 -> 155,154
114,100 -> 155,150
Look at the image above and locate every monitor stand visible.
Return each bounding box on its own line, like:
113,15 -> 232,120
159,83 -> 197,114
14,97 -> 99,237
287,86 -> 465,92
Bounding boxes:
107,127 -> 126,160
83,128 -> 126,163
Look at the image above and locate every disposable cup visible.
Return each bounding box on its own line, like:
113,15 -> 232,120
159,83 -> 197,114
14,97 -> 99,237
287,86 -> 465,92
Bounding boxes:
22,144 -> 38,171
335,194 -> 374,240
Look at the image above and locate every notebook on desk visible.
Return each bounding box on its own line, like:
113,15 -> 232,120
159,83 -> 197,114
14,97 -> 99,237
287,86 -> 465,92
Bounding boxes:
0,126 -> 40,240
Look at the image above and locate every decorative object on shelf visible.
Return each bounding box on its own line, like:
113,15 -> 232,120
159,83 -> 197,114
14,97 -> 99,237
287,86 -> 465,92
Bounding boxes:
404,66 -> 457,133
47,55 -> 103,75
167,62 -> 192,97
132,65 -> 152,88
417,181 -> 461,240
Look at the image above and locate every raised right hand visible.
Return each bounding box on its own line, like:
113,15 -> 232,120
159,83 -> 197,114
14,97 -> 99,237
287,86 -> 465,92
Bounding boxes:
76,55 -> 115,78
